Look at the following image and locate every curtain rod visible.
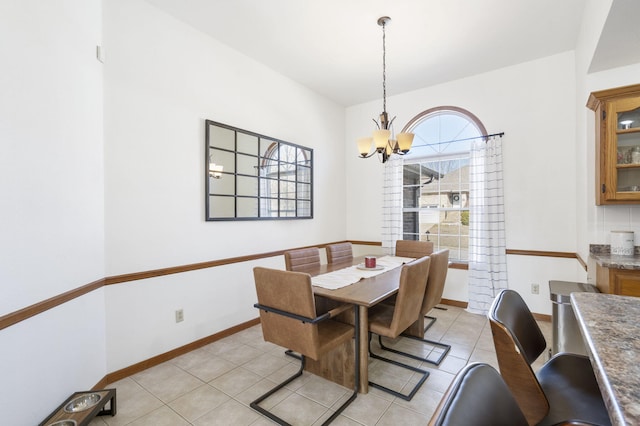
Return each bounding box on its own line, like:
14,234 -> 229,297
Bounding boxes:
413,132 -> 504,148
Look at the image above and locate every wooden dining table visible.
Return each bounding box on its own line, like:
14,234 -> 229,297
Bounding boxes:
295,256 -> 419,393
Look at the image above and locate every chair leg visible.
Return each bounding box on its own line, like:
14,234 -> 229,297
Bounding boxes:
379,333 -> 451,366
423,315 -> 436,333
368,333 -> 429,401
254,307 -> 361,426
284,349 -> 302,360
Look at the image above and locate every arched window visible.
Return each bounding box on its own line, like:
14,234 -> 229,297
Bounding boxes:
401,106 -> 487,261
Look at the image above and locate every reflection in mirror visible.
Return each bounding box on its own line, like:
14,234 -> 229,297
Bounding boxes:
206,120 -> 313,221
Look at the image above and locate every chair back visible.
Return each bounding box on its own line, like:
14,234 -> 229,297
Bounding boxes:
326,242 -> 353,264
254,267 -> 322,359
429,363 -> 528,426
420,249 -> 449,316
284,247 -> 321,272
388,256 -> 431,336
488,289 -> 549,425
395,240 -> 434,258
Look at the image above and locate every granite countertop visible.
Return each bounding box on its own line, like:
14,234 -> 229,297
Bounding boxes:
590,244 -> 640,270
571,292 -> 640,426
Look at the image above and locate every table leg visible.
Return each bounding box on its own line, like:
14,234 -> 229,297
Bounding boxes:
358,305 -> 369,393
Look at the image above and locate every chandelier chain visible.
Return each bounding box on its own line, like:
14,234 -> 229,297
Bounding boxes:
382,20 -> 386,114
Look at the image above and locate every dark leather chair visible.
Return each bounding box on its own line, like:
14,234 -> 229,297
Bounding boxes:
252,267 -> 358,425
488,289 -> 611,426
367,256 -> 431,400
326,242 -> 353,264
284,247 -> 321,272
378,249 -> 451,365
429,362 -> 529,426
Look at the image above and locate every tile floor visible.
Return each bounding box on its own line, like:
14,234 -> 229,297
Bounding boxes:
90,305 -> 552,426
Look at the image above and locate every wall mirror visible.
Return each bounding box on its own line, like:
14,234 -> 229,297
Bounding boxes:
206,120 -> 313,221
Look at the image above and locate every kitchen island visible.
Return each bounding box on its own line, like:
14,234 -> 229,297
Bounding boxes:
571,292 -> 640,426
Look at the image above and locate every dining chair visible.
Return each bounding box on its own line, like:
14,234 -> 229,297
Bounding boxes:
326,242 -> 353,264
378,249 -> 451,365
284,247 -> 321,272
428,362 -> 529,426
395,240 -> 443,331
488,289 -> 611,426
395,239 -> 434,258
252,267 -> 358,425
367,256 -> 431,400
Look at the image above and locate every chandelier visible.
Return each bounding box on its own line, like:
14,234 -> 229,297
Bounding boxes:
357,16 -> 414,163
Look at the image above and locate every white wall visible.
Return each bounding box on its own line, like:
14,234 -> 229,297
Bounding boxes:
0,1 -> 106,424
575,0 -> 640,283
102,0 -> 347,371
346,52 -> 585,314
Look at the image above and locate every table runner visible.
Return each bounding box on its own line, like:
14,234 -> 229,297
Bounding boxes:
311,255 -> 415,290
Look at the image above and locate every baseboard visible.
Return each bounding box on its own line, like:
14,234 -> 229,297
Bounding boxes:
440,299 -> 550,322
97,317 -> 260,387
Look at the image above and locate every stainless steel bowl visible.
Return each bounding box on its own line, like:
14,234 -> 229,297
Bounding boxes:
47,421 -> 77,426
63,393 -> 102,413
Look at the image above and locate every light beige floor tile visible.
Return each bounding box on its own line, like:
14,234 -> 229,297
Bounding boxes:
168,383 -> 230,422
270,393 -> 329,426
182,355 -> 238,382
242,352 -> 291,377
103,377 -> 163,426
376,403 -> 431,426
217,344 -> 265,365
193,399 -> 261,426
126,405 -> 190,426
209,366 -> 262,396
235,377 -> 291,409
133,367 -> 205,403
202,337 -> 244,357
171,347 -> 215,371
295,375 -> 350,407
433,354 -> 467,375
335,391 -> 391,425
395,381 -> 444,417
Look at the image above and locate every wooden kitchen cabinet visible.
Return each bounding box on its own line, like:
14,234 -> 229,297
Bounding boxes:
596,264 -> 640,297
587,84 -> 640,205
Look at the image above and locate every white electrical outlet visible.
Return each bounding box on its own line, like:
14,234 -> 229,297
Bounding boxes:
531,283 -> 540,294
175,309 -> 184,323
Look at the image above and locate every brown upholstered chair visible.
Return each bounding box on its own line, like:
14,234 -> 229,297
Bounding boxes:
252,267 -> 358,425
421,248 -> 449,332
429,363 -> 529,426
284,247 -> 321,272
489,289 -> 611,426
395,239 -> 433,258
379,249 -> 451,365
395,240 -> 444,331
367,256 -> 431,400
326,242 -> 353,265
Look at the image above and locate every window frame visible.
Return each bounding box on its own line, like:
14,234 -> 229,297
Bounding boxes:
400,106 -> 487,262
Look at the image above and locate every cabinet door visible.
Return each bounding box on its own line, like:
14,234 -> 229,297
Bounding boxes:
611,270 -> 640,297
604,97 -> 640,201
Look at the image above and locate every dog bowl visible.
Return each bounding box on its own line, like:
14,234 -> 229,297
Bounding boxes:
63,393 -> 102,413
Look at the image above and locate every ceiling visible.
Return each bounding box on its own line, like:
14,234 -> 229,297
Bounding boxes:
145,0 -> 635,107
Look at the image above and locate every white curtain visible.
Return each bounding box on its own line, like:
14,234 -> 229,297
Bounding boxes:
381,155 -> 404,255
467,135 -> 508,315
